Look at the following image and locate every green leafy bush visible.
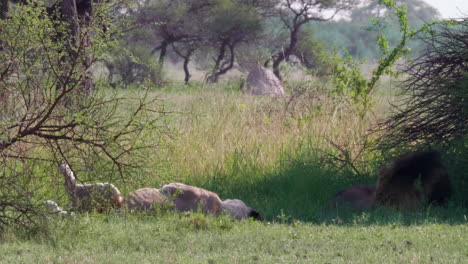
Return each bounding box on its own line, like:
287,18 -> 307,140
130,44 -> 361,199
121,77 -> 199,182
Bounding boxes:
0,2 -> 167,229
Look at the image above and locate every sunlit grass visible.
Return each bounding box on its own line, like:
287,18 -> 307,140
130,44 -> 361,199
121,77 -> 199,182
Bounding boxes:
125,82 -> 397,220
1,212 -> 467,263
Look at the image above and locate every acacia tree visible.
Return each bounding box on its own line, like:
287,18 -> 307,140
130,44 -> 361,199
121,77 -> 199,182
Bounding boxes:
136,0 -> 209,66
120,0 -> 211,84
269,0 -> 357,80
204,0 -> 264,83
124,0 -> 275,84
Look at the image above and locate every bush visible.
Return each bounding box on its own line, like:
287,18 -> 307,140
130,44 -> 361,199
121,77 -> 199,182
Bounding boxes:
379,19 -> 468,149
0,3 -> 166,229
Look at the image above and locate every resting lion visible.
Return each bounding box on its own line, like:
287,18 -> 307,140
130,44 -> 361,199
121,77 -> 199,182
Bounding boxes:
375,151 -> 452,209
329,184 -> 376,211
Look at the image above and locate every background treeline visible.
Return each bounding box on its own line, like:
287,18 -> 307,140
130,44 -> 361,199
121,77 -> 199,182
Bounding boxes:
310,0 -> 440,59
107,0 -> 440,87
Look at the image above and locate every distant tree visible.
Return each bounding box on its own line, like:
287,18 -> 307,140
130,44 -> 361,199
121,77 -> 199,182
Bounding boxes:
294,27 -> 328,71
268,0 -> 358,80
98,0 -> 205,85
204,0 -> 264,83
135,0 -> 209,67
310,0 -> 440,59
124,0 -> 272,84
349,0 -> 439,24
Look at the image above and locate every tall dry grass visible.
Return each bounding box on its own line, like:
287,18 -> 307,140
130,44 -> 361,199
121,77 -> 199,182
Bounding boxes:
135,81 -> 398,220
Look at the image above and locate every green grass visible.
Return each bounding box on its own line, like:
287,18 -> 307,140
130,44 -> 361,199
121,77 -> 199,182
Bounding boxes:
1,212 -> 467,263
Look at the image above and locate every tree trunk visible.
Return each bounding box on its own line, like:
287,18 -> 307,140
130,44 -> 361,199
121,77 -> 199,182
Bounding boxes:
0,0 -> 7,53
272,54 -> 284,81
159,41 -> 168,66
216,44 -> 235,77
272,23 -> 301,80
182,50 -> 192,85
208,40 -> 227,83
58,0 -> 95,95
207,41 -> 235,83
0,0 -> 8,20
172,43 -> 194,85
60,0 -> 80,43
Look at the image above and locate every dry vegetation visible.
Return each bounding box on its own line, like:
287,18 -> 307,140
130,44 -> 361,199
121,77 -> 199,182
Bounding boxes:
156,81 -> 396,182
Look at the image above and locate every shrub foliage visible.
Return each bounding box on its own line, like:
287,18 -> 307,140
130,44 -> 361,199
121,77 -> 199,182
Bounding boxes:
379,19 -> 468,149
0,2 -> 165,228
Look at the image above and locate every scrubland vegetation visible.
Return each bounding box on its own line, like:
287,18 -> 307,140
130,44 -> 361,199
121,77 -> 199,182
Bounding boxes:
1,0 -> 467,263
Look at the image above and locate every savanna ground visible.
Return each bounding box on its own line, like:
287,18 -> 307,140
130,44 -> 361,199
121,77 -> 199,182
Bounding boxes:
1,79 -> 467,263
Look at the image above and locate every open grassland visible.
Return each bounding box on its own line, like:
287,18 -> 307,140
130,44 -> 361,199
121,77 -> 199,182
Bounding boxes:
2,81 -> 467,263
